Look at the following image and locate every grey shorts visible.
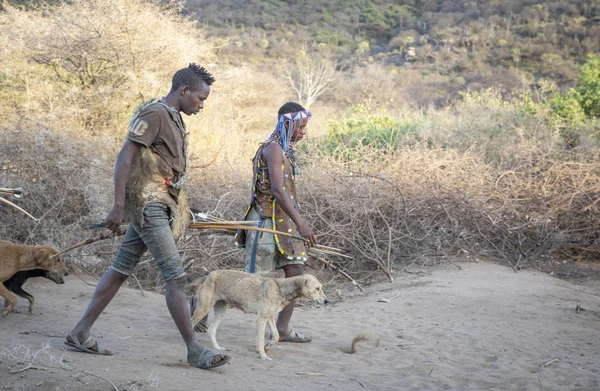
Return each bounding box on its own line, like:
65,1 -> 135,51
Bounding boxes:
112,202 -> 185,281
244,208 -> 304,274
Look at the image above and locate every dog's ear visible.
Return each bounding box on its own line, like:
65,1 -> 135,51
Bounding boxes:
35,247 -> 53,264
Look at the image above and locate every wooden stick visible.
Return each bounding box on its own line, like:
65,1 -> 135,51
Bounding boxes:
18,331 -> 65,338
313,256 -> 365,293
56,221 -> 348,261
191,230 -> 235,237
315,244 -> 342,252
192,219 -> 342,250
378,293 -> 400,303
50,230 -> 125,259
542,358 -> 558,368
69,264 -> 97,287
131,273 -> 146,297
10,364 -> 47,374
90,221 -> 341,252
0,196 -> 38,221
193,225 -> 350,258
191,224 -> 309,241
0,187 -> 23,195
309,248 -> 353,259
189,221 -> 258,228
189,224 -> 257,230
191,212 -> 228,222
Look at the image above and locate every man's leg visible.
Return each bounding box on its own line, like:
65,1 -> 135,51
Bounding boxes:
67,269 -> 128,352
165,276 -> 228,367
141,203 -> 229,368
166,276 -> 197,346
67,224 -> 145,353
276,263 -> 304,337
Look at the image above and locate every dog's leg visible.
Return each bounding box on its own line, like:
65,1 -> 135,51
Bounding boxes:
0,284 -> 18,316
209,301 -> 227,351
190,295 -> 208,332
3,282 -> 12,310
10,285 -> 35,313
190,293 -> 212,331
256,316 -> 271,360
267,316 -> 279,344
264,316 -> 279,351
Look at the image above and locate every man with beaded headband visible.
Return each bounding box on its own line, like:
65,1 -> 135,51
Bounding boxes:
235,101 -> 318,343
64,64 -> 230,369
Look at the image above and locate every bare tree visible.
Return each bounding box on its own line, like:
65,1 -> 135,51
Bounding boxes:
283,52 -> 337,109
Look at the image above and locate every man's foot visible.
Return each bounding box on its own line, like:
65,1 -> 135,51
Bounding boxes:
187,346 -> 230,369
65,332 -> 113,355
279,329 -> 312,343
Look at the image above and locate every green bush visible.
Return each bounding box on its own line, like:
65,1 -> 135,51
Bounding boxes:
319,104 -> 418,159
576,54 -> 600,117
550,88 -> 586,126
540,56 -> 600,146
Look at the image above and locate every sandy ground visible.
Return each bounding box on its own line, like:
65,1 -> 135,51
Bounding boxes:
0,261 -> 599,391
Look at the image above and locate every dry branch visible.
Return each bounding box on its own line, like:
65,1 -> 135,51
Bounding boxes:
313,256 -> 365,293
50,230 -> 125,259
0,196 -> 38,221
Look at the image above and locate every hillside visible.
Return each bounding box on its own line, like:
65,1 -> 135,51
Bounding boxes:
185,0 -> 600,106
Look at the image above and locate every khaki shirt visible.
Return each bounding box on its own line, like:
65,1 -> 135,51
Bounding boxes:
127,102 -> 187,202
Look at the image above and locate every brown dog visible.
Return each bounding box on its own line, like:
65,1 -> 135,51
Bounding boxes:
4,269 -> 65,313
0,240 -> 68,316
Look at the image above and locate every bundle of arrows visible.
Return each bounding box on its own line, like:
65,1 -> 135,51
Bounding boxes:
53,213 -> 352,260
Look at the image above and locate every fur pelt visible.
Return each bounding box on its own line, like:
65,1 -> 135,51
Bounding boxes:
124,147 -> 190,241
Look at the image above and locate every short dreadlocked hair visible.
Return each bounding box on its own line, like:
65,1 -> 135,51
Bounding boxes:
278,102 -> 305,116
171,63 -> 215,91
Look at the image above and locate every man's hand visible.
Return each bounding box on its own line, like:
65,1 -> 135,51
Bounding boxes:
298,223 -> 317,247
104,204 -> 124,233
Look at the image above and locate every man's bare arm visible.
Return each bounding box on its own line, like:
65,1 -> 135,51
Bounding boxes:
104,139 -> 141,232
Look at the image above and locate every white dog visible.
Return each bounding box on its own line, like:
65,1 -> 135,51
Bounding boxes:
190,270 -> 328,360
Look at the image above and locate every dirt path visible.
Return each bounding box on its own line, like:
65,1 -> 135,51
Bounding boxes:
1,261 -> 599,390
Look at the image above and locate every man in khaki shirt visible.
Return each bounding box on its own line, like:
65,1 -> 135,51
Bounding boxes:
64,64 -> 231,369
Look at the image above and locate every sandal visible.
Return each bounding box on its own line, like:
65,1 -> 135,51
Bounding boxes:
189,347 -> 231,369
279,329 -> 312,343
64,332 -> 113,355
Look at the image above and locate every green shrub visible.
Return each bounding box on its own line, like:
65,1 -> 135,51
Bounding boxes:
319,104 -> 418,160
576,54 -> 600,117
550,88 -> 586,126
516,90 -> 538,116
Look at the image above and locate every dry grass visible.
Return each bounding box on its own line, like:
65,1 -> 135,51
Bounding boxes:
1,0 -> 599,291
0,0 -> 215,135
1,342 -> 160,390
